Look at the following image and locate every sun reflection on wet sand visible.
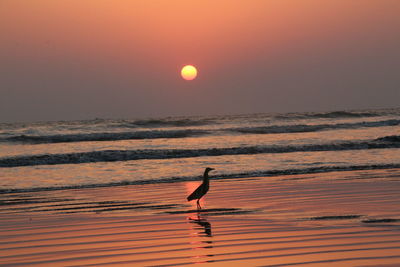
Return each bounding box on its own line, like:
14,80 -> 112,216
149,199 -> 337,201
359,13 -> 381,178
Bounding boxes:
185,181 -> 207,209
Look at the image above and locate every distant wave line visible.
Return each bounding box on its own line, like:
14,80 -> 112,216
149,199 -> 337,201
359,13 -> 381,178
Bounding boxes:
119,118 -> 215,128
226,119 -> 400,134
274,110 -> 385,119
111,110 -> 387,128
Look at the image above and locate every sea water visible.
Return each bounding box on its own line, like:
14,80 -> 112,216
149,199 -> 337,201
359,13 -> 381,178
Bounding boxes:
1,108 -> 400,192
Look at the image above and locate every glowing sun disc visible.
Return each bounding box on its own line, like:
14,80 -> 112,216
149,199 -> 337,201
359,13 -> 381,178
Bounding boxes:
181,65 -> 197,80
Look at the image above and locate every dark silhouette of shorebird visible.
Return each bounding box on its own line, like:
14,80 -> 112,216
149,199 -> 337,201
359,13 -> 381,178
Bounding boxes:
187,167 -> 214,210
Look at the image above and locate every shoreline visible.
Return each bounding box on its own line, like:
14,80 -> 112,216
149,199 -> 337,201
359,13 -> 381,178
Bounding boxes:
2,163 -> 400,194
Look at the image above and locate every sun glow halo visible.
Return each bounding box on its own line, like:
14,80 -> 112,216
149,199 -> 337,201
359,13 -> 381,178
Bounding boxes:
181,65 -> 197,80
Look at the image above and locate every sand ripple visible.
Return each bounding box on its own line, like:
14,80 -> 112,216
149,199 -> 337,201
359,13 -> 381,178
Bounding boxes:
1,169 -> 400,266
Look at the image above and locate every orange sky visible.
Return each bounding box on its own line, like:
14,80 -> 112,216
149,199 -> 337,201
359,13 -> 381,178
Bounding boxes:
1,0 -> 399,121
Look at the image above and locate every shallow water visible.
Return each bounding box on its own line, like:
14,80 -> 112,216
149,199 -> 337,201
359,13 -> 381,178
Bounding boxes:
1,169 -> 399,266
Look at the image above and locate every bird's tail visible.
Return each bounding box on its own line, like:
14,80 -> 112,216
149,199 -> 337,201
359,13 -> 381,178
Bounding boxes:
187,193 -> 196,202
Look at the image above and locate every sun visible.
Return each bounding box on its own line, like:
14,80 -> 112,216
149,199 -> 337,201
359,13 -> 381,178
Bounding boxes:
181,65 -> 197,81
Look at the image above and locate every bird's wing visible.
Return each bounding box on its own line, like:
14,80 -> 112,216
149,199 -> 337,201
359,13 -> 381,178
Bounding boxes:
187,184 -> 204,201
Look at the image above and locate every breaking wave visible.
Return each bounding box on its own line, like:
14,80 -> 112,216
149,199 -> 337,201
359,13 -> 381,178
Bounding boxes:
227,119 -> 400,134
0,129 -> 208,144
117,118 -> 215,128
375,135 -> 400,142
1,135 -> 399,168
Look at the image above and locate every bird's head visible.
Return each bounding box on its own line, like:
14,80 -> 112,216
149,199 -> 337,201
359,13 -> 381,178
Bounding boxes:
205,167 -> 215,173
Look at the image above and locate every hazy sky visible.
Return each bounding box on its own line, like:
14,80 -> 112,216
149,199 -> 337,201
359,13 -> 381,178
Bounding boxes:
1,0 -> 399,122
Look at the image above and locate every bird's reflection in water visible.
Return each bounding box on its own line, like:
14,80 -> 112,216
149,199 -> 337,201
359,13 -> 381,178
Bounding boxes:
187,213 -> 214,263
188,213 -> 212,237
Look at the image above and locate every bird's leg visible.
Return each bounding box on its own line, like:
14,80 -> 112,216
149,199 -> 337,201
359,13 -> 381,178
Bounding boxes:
197,199 -> 201,210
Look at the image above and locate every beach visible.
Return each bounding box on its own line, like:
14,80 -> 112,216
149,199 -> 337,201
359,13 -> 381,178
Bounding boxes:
2,1 -> 400,265
1,168 -> 400,266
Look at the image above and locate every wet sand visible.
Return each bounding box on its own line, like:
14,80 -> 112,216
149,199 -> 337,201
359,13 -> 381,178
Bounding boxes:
1,169 -> 400,266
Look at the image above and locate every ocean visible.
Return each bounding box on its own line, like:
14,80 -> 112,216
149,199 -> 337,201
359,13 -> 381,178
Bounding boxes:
1,108 -> 400,193
2,108 -> 400,266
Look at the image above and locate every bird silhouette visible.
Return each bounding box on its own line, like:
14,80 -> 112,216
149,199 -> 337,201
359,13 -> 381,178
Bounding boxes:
187,167 -> 214,210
